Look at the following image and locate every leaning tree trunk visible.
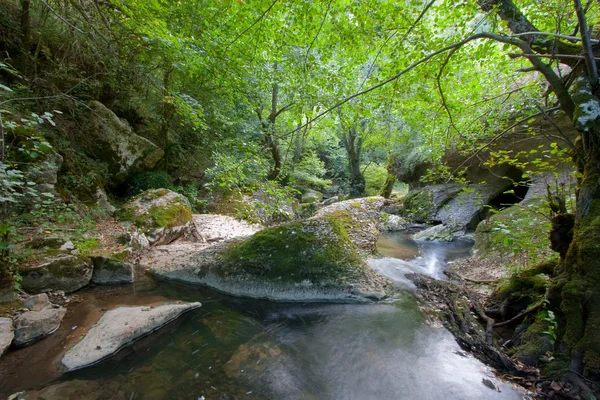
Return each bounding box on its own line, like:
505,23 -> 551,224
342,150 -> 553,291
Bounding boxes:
548,78 -> 600,381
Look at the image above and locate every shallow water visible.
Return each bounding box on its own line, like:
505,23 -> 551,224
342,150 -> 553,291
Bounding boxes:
372,231 -> 473,286
0,232 -> 526,400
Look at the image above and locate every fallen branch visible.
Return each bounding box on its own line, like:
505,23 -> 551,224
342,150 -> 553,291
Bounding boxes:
494,301 -> 544,328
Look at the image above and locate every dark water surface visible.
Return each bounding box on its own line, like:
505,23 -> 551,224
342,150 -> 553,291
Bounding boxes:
0,233 -> 526,400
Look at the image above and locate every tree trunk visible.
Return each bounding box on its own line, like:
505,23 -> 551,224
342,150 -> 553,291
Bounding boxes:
343,126 -> 365,197
258,83 -> 289,181
20,0 -> 30,50
380,155 -> 396,199
540,78 -> 600,383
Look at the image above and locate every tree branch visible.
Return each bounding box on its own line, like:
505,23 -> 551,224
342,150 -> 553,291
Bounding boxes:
304,0 -> 333,65
39,0 -> 85,33
225,0 -> 278,50
574,0 -> 598,87
283,32 -> 574,138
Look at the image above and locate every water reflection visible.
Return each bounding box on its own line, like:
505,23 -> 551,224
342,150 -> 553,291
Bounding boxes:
59,287 -> 520,400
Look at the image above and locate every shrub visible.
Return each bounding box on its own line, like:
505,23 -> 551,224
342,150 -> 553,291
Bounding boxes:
363,163 -> 388,196
127,170 -> 172,196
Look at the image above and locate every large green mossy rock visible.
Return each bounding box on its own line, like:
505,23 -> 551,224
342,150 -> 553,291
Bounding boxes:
116,189 -> 193,246
20,255 -> 93,293
514,319 -> 554,366
312,196 -> 385,254
143,218 -> 391,303
80,101 -> 164,184
401,184 -> 463,223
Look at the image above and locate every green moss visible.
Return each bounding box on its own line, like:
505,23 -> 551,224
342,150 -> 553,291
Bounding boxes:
496,273 -> 549,301
221,218 -> 364,283
350,202 -> 363,209
142,188 -> 171,200
401,188 -> 434,222
75,238 -> 100,256
136,201 -> 192,229
515,319 -> 553,365
115,206 -> 137,222
325,210 -> 360,231
43,256 -> 91,278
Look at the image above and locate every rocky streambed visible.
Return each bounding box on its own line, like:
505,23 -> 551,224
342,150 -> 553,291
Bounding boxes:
0,192 -> 537,399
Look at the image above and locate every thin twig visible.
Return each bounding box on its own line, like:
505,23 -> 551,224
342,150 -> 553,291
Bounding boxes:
39,0 -> 85,33
304,0 -> 333,65
225,0 -> 278,50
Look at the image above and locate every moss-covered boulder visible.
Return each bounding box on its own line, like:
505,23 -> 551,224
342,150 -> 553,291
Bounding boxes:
142,218 -> 391,303
378,213 -> 408,232
312,196 -> 385,254
91,251 -> 134,285
514,319 -> 554,366
401,183 -> 463,223
301,189 -> 323,204
20,255 -> 93,293
80,101 -> 164,184
116,189 -> 193,246
486,260 -> 556,320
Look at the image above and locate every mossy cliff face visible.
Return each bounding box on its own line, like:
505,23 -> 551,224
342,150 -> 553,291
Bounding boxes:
116,189 -> 193,246
142,217 -> 391,303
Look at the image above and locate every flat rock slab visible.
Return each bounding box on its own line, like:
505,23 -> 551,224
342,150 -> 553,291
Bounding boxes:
14,307 -> 66,347
0,317 -> 14,358
62,302 -> 201,371
193,214 -> 262,242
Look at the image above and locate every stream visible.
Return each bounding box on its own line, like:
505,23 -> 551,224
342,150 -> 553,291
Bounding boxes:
0,232 -> 527,400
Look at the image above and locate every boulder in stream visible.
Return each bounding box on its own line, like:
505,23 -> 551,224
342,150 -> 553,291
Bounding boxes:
13,306 -> 67,347
312,196 -> 385,254
413,224 -> 463,242
116,188 -> 193,246
0,317 -> 14,358
91,254 -> 134,285
62,302 -> 201,371
142,216 -> 391,303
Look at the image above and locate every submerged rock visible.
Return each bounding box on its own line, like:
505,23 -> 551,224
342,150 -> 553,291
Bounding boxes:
312,196 -> 385,254
116,189 -> 193,246
10,379 -> 126,400
13,306 -> 66,347
20,255 -> 93,293
143,217 -> 390,303
0,317 -> 14,358
62,302 -> 201,371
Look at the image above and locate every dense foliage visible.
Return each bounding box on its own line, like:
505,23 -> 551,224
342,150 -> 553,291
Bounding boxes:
3,0 -> 600,390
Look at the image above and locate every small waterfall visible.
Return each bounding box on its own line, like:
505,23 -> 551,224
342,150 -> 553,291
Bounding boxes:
371,232 -> 473,289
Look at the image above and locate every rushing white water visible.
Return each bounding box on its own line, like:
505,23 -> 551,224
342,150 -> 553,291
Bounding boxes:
369,231 -> 473,288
